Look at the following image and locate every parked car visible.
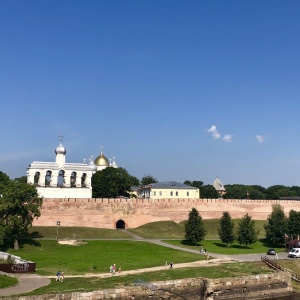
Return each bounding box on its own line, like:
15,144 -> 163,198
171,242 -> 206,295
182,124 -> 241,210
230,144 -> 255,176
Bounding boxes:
267,249 -> 276,255
288,248 -> 300,258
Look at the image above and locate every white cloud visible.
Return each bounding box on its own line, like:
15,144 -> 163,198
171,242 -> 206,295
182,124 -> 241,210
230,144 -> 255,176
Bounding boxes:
208,125 -> 221,139
256,135 -> 264,143
223,134 -> 232,143
208,125 -> 232,142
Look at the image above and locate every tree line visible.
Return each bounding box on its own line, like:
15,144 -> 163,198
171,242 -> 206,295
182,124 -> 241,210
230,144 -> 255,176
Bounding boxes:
184,181 -> 300,200
185,204 -> 298,248
185,208 -> 257,248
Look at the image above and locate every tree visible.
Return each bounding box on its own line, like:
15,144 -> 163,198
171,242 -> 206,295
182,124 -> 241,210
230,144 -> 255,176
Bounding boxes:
236,213 -> 257,248
185,207 -> 206,245
218,211 -> 235,246
287,210 -> 300,240
0,180 -> 43,250
141,175 -> 157,186
0,171 -> 10,194
264,204 -> 287,246
201,184 -> 219,198
265,185 -> 288,200
14,176 -> 27,184
92,167 -> 139,198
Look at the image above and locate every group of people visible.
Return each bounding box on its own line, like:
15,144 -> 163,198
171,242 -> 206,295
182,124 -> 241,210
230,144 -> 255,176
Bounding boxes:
56,270 -> 64,282
109,264 -> 121,274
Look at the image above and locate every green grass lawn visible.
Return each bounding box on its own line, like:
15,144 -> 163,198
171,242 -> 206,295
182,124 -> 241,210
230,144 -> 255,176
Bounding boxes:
7,240 -> 204,276
0,274 -> 18,289
162,239 -> 285,255
21,262 -> 272,296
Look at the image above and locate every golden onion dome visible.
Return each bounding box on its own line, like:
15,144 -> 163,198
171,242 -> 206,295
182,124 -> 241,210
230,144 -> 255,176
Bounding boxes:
94,149 -> 109,167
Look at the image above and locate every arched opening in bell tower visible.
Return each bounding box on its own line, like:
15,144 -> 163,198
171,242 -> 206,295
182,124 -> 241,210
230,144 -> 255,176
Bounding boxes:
45,171 -> 52,186
57,170 -> 65,187
116,220 -> 125,230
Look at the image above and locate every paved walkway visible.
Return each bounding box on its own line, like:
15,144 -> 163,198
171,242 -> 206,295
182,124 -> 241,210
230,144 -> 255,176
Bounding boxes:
0,273 -> 50,297
0,233 -> 290,297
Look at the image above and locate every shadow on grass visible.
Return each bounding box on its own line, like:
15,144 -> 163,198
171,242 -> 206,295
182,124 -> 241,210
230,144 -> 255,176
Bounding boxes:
0,237 -> 41,251
212,242 -> 254,250
259,238 -> 279,248
18,239 -> 41,248
21,231 -> 44,239
179,240 -> 201,247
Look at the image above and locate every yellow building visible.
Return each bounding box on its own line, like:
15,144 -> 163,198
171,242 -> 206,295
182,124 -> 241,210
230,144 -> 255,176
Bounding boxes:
136,181 -> 199,199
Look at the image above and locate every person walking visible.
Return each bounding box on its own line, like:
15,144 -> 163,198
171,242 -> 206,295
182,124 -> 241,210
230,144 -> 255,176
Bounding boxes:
60,272 -> 64,282
56,271 -> 61,282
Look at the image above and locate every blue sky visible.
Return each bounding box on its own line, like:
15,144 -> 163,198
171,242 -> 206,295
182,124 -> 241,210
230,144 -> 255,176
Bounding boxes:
1,1 -> 300,188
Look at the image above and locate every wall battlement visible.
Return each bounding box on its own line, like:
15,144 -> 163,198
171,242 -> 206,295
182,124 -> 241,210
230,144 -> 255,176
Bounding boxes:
34,197 -> 300,229
42,197 -> 294,205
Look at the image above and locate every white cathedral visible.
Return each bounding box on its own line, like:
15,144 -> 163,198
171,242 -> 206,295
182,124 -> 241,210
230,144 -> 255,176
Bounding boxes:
27,139 -> 117,198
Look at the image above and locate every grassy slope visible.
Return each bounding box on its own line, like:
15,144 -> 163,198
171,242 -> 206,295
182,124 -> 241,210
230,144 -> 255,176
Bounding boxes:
128,219 -> 267,239
25,219 -> 267,240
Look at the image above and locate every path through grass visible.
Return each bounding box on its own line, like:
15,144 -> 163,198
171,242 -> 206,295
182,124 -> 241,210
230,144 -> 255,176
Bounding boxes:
21,262 -> 271,296
7,240 -> 204,276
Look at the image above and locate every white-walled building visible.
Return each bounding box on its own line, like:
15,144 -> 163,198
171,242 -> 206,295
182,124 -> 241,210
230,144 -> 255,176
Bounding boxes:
135,181 -> 200,199
27,139 -> 117,198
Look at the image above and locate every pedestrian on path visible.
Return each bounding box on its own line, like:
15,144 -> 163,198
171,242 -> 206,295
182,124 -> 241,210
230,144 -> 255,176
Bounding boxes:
170,262 -> 173,268
56,271 -> 61,282
60,272 -> 64,282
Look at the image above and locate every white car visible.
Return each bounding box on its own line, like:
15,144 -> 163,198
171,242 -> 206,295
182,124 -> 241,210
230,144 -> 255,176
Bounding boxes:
288,248 -> 300,258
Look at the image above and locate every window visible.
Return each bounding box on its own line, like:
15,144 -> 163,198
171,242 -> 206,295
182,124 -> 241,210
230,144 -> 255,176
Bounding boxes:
187,192 -> 189,196
170,191 -> 173,196
159,191 -> 162,196
176,191 -> 178,196
154,191 -> 156,196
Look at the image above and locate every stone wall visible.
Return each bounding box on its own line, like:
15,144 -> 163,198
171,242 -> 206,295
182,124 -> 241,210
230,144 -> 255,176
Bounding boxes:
1,272 -> 293,300
205,272 -> 292,299
33,198 -> 300,229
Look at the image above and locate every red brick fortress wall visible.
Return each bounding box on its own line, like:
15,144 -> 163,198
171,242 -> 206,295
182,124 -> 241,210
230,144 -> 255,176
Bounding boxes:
33,198 -> 300,229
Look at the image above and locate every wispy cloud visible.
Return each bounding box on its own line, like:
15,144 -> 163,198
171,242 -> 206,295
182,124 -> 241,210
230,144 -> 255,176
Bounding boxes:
223,134 -> 232,143
208,125 -> 232,142
256,135 -> 264,143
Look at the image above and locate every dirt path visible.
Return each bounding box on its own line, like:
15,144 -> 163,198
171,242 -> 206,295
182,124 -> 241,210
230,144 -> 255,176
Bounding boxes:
47,258 -> 234,279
